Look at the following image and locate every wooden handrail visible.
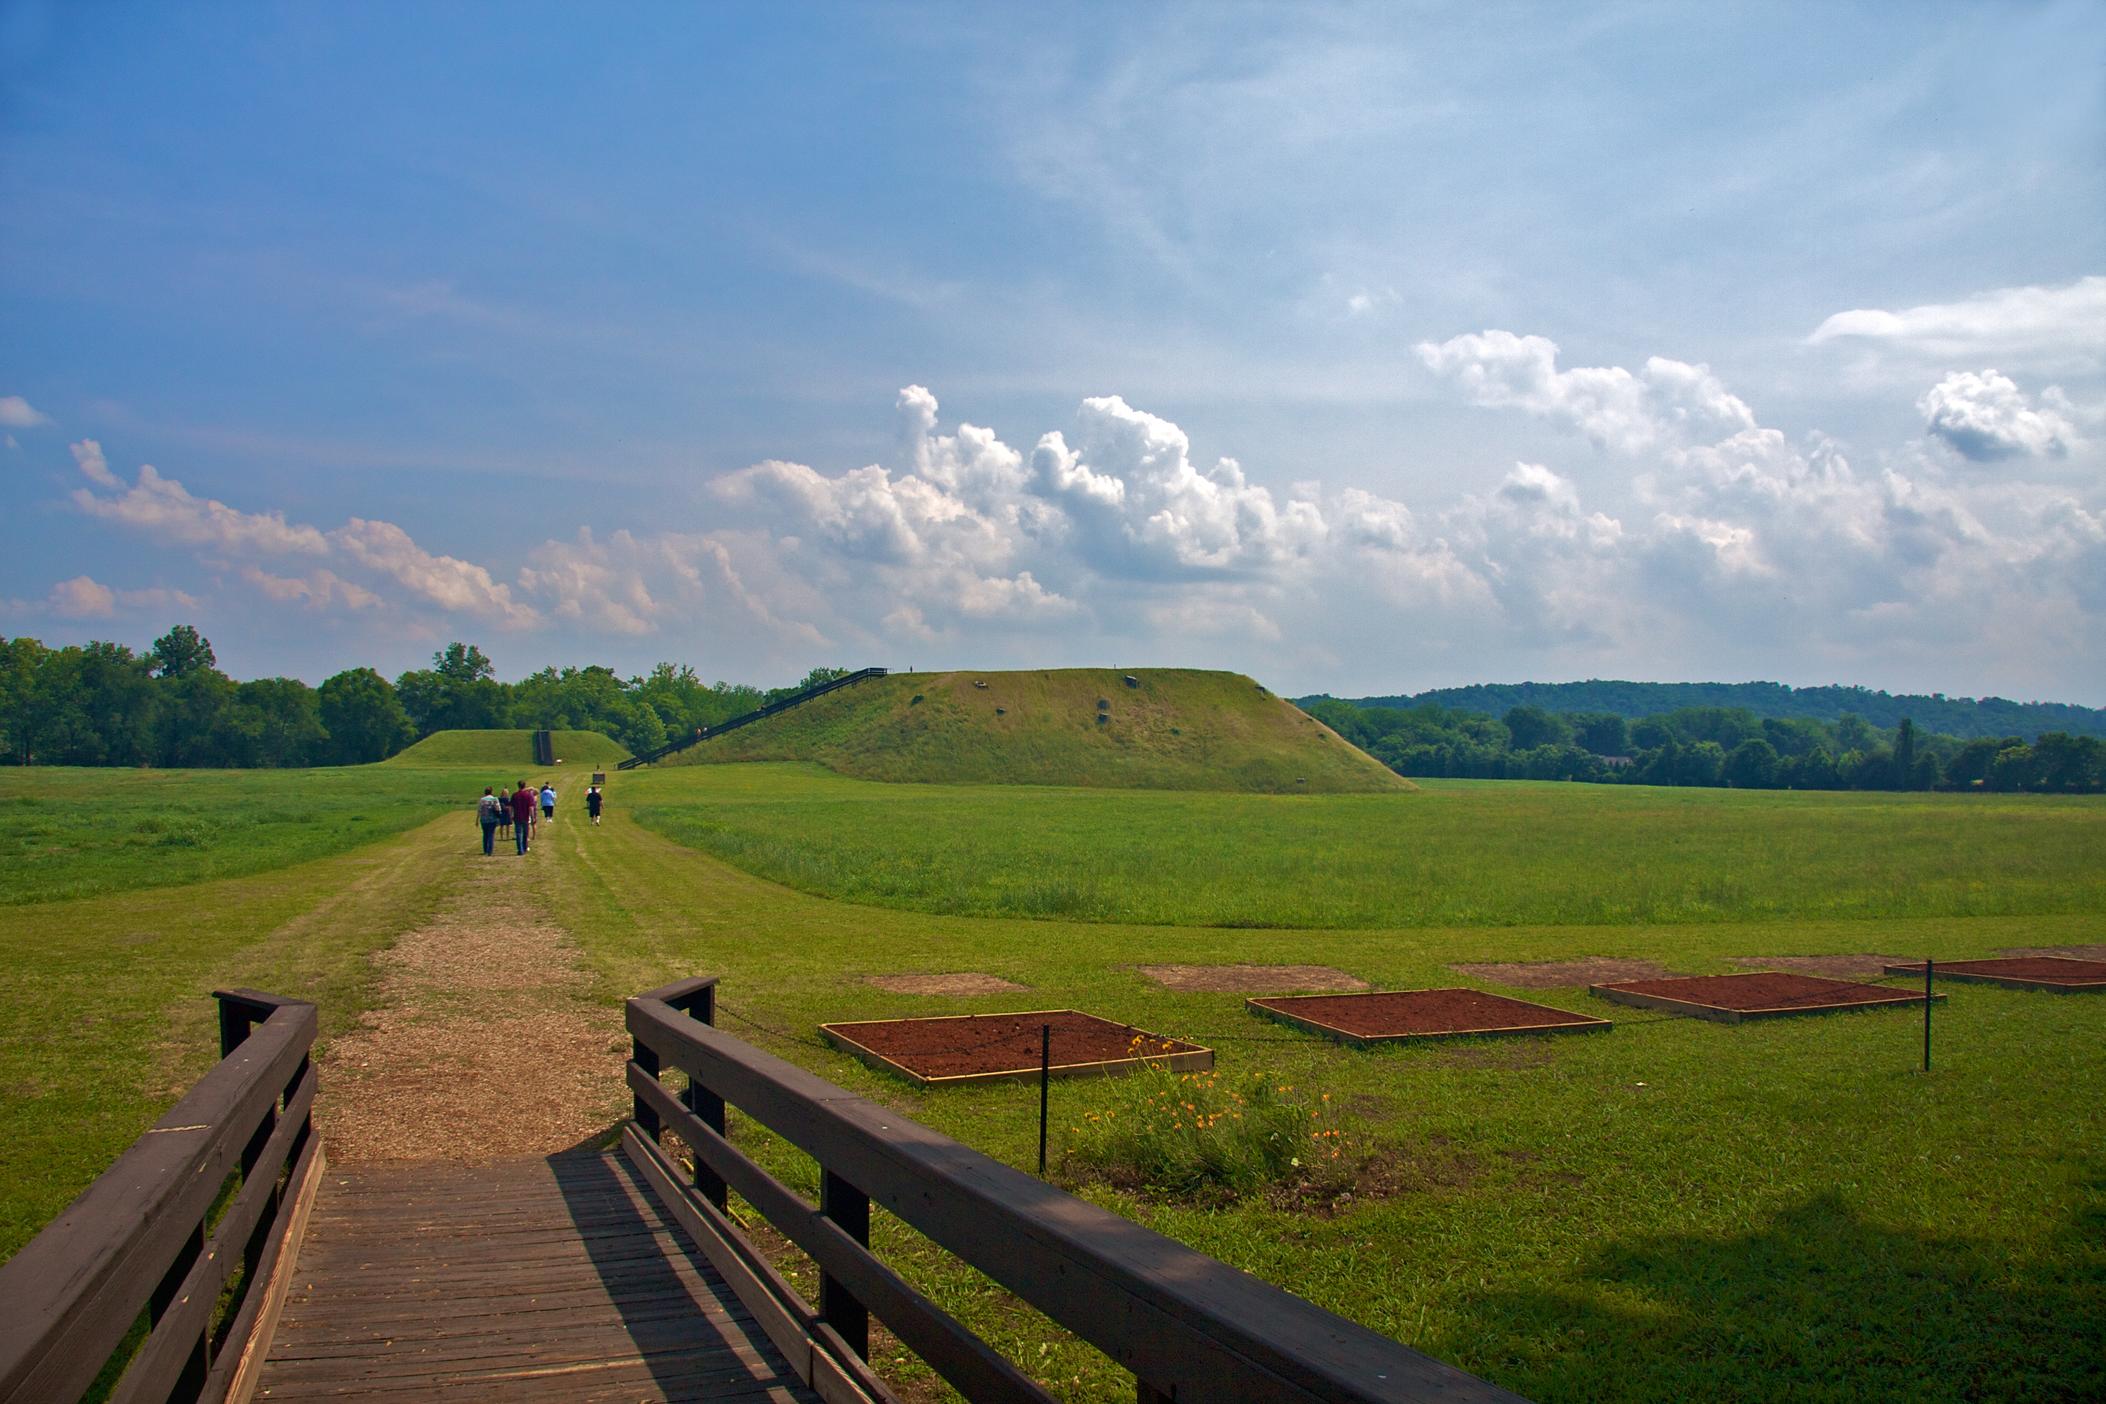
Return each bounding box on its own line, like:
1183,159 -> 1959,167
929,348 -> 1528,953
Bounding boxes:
0,991 -> 321,1404
626,984 -> 1526,1404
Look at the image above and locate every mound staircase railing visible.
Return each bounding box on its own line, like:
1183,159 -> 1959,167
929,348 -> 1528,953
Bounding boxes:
625,976 -> 1526,1403
618,666 -> 888,769
0,991 -> 323,1404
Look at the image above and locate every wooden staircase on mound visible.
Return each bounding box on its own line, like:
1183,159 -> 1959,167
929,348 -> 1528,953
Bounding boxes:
0,984 -> 1527,1404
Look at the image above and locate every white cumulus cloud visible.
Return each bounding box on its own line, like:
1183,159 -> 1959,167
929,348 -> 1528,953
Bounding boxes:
73,455 -> 329,556
1414,325 -> 2106,682
0,396 -> 52,429
28,575 -> 198,619
69,447 -> 535,628
1416,330 -> 1754,453
44,367 -> 2106,695
1918,370 -> 2077,462
71,439 -> 121,488
1808,275 -> 2106,368
331,518 -> 538,628
238,566 -> 382,611
707,389 -> 1085,645
1041,394 -> 1326,576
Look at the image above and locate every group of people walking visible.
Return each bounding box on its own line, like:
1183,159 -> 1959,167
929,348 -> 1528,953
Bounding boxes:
478,779 -> 603,854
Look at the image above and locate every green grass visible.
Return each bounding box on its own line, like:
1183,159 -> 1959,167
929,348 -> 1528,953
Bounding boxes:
0,813 -> 466,1259
4,758 -> 2100,1401
545,785 -> 2105,1403
0,766 -> 466,906
631,766 -> 2106,928
382,727 -> 630,769
668,667 -> 1407,793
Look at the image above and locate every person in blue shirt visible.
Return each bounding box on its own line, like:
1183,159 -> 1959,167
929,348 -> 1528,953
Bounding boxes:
540,782 -> 557,823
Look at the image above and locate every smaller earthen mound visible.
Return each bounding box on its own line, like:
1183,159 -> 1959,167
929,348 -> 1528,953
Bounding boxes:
1137,963 -> 1367,993
1998,943 -> 2106,961
1451,958 -> 1669,988
865,972 -> 1027,995
1731,954 -> 1911,979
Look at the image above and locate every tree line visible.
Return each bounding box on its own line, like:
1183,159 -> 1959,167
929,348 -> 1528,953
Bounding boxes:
1310,679 -> 2106,742
0,626 -> 846,768
1302,698 -> 2106,794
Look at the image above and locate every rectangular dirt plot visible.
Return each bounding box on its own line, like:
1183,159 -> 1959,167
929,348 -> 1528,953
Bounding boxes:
820,1010 -> 1212,1086
1593,972 -> 1936,1024
1884,957 -> 2106,992
1247,989 -> 1611,1046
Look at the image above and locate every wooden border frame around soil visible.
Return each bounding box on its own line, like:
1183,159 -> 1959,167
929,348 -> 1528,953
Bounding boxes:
819,1009 -> 1214,1087
1883,957 -> 2106,993
1591,972 -> 1940,1025
1245,989 -> 1613,1047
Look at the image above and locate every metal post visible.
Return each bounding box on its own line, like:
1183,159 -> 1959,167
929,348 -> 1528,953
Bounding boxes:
1039,1023 -> 1051,1177
1923,958 -> 1933,1073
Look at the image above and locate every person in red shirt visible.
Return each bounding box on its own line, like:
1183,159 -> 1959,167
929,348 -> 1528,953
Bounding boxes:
511,780 -> 537,854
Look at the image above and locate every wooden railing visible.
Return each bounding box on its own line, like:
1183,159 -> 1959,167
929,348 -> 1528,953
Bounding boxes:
0,991 -> 324,1404
618,666 -> 888,769
625,978 -> 1526,1404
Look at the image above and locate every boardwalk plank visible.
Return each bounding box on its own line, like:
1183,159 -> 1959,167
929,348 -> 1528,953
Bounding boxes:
254,1152 -> 826,1403
278,1284 -> 751,1335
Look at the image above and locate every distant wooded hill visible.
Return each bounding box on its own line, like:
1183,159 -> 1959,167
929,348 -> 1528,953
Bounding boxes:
1300,681 -> 2106,742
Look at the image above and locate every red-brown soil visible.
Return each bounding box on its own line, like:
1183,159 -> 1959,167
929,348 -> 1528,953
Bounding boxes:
1886,956 -> 2106,989
1248,988 -> 1610,1042
1136,963 -> 1366,993
1998,943 -> 2106,961
821,1010 -> 1208,1083
1450,957 -> 1670,988
1596,972 -> 1924,1016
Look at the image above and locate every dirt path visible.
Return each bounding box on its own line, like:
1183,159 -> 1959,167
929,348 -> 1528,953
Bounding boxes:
316,828 -> 629,1163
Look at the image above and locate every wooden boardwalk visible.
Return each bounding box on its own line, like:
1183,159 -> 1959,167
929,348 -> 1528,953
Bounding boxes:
253,1151 -> 821,1402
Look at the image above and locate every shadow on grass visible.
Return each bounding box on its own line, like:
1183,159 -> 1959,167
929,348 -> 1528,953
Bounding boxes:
1453,1174 -> 2104,1403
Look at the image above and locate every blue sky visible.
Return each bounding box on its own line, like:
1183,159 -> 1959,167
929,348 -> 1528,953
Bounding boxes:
4,2 -> 2102,700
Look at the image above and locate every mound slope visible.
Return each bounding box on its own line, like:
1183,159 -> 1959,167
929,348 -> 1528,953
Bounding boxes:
666,668 -> 1409,793
384,728 -> 631,770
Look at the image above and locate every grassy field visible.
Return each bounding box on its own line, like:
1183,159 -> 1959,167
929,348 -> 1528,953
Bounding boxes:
673,667 -> 1408,793
0,766 -> 466,906
631,764 -> 2106,928
2,759 -> 2099,1401
382,726 -> 630,769
548,784 -> 2105,1402
0,811 -> 467,1258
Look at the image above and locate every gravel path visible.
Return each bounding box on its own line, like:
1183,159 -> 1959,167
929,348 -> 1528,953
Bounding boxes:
315,834 -> 628,1163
